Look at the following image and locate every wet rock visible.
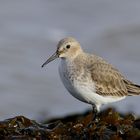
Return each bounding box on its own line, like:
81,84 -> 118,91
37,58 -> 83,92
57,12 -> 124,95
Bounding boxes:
0,108 -> 140,140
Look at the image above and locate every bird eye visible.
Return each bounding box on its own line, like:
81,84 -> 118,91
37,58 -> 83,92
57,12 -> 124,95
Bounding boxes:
66,45 -> 71,49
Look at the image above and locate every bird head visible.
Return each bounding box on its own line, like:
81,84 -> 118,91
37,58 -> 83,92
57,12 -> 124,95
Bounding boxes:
42,37 -> 82,67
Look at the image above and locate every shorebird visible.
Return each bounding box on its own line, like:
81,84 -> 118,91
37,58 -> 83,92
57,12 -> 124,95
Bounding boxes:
42,37 -> 140,119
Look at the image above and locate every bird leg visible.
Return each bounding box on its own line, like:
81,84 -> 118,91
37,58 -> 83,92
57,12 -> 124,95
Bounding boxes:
86,105 -> 99,128
92,105 -> 98,121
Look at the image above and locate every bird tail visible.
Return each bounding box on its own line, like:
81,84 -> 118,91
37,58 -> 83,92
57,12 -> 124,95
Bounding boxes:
124,80 -> 140,96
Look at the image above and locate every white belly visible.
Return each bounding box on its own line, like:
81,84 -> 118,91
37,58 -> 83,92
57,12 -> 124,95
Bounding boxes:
59,60 -> 126,108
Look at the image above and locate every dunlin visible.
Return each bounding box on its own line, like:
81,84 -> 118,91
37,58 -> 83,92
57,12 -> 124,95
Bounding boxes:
42,37 -> 140,119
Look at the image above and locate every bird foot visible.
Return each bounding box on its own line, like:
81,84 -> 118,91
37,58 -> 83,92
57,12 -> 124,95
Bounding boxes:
87,116 -> 99,128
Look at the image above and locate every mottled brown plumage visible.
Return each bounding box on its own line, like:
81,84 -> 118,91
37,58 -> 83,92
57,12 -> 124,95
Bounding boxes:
86,54 -> 140,97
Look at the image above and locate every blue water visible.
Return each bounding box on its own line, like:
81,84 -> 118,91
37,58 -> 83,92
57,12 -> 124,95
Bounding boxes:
0,0 -> 140,121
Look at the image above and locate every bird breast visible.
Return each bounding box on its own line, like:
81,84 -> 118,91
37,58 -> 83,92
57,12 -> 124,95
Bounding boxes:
58,58 -> 96,103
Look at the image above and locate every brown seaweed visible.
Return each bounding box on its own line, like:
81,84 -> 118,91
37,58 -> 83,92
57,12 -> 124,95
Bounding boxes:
0,108 -> 140,140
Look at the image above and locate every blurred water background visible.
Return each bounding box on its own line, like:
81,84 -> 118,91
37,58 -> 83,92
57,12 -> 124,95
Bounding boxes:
0,0 -> 140,121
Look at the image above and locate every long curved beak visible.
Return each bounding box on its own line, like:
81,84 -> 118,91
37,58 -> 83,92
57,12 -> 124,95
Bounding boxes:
41,52 -> 59,68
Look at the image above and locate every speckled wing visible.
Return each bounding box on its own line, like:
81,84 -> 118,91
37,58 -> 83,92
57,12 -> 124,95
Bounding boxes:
88,62 -> 128,97
124,80 -> 140,96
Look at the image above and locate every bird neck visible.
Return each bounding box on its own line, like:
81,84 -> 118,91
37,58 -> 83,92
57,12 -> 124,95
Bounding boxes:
71,48 -> 84,59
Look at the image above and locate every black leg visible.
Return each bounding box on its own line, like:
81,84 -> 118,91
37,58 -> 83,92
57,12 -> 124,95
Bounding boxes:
92,105 -> 98,121
86,105 -> 98,128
